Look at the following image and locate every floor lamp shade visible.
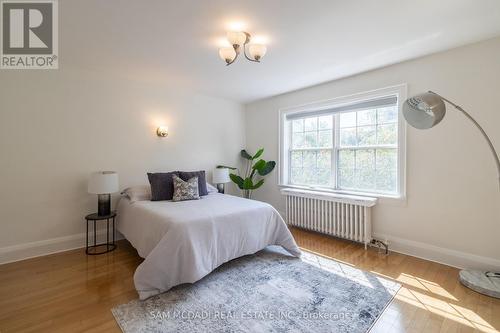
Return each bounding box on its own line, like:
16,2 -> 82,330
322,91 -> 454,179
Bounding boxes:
402,92 -> 446,129
213,168 -> 230,194
88,171 -> 119,216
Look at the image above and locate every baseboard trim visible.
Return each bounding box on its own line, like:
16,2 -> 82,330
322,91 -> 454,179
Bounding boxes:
2,226 -> 498,272
0,231 -> 124,265
280,205 -> 500,271
373,232 -> 500,271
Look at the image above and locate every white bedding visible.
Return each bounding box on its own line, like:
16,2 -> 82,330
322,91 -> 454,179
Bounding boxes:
117,193 -> 301,300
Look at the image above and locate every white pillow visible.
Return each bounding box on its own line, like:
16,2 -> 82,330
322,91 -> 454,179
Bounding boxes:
207,183 -> 218,194
121,185 -> 152,202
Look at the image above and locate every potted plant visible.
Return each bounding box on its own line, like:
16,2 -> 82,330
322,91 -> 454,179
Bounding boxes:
218,148 -> 276,199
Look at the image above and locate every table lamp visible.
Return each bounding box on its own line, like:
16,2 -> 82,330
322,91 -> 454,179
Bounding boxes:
88,171 -> 119,216
213,168 -> 230,194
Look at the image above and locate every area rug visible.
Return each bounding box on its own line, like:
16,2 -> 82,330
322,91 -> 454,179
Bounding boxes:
112,247 -> 400,333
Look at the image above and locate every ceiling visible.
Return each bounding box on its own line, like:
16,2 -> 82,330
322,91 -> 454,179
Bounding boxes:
61,0 -> 500,103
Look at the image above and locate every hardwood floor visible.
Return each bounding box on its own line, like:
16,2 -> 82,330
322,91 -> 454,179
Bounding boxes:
291,228 -> 500,333
0,228 -> 499,332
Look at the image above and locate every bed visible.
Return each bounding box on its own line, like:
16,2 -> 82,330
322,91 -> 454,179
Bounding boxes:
117,193 -> 301,300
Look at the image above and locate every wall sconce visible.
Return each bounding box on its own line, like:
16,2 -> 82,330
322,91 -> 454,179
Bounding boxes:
156,126 -> 168,137
218,31 -> 267,66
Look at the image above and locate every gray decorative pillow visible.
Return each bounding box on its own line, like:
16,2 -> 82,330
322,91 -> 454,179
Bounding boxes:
172,175 -> 200,202
147,171 -> 179,201
179,170 -> 208,196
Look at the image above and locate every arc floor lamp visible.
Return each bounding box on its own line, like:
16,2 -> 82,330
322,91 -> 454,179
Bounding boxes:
403,91 -> 500,299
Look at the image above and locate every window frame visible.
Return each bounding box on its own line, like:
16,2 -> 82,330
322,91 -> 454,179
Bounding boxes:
278,84 -> 407,200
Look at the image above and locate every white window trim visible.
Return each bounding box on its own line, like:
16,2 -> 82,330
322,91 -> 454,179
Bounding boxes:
278,84 -> 407,202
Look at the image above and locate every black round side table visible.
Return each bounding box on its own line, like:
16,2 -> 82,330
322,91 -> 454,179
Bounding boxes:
85,212 -> 117,255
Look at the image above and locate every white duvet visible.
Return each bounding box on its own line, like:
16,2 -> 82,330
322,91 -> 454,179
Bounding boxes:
117,193 -> 301,300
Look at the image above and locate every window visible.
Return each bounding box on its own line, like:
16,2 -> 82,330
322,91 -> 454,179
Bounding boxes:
290,115 -> 333,187
279,85 -> 406,198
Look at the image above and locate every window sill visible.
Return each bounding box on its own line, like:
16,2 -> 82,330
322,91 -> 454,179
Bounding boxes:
278,184 -> 407,206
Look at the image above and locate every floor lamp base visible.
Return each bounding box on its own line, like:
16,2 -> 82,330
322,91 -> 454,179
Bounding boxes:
459,270 -> 500,299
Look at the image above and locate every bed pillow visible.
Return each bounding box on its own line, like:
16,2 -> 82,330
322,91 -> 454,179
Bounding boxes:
206,182 -> 218,194
172,175 -> 200,202
179,170 -> 208,196
121,185 -> 151,202
147,171 -> 179,201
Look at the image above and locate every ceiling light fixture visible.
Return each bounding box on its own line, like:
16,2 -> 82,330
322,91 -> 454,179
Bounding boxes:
218,31 -> 267,66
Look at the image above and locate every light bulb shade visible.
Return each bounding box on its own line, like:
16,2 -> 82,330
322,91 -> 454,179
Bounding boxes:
226,31 -> 247,46
219,47 -> 236,63
88,171 -> 119,194
403,92 -> 446,129
156,126 -> 168,137
248,44 -> 267,61
212,168 -> 230,184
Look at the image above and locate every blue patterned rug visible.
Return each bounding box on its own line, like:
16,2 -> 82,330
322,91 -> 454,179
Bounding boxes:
112,247 -> 400,333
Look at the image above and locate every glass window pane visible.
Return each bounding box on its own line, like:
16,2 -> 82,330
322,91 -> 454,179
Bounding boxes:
318,130 -> 333,147
357,109 -> 376,126
356,149 -> 375,170
304,117 -> 317,131
317,150 -> 331,169
291,167 -> 304,184
338,168 -> 355,189
376,169 -> 397,193
319,116 -> 333,130
303,150 -> 317,169
340,127 -> 357,146
377,123 -> 398,145
316,169 -> 332,186
292,132 -> 304,148
340,112 -> 356,128
304,131 -> 317,148
292,119 -> 304,132
303,168 -> 317,185
290,151 -> 303,168
376,149 -> 397,170
357,168 -> 376,191
377,106 -> 398,124
357,125 -> 376,146
338,149 -> 355,169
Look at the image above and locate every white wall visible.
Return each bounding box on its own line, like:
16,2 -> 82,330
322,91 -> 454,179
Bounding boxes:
245,37 -> 500,270
0,68 -> 245,263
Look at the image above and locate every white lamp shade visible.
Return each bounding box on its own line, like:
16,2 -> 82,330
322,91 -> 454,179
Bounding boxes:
88,171 -> 119,194
226,31 -> 247,46
219,47 -> 236,62
213,168 -> 230,184
248,44 -> 267,60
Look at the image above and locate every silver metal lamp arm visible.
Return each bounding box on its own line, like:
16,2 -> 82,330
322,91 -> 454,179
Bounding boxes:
225,45 -> 240,66
429,91 -> 500,189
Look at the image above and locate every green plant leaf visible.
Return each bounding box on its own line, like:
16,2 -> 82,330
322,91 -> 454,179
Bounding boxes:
252,148 -> 264,160
216,165 -> 238,170
240,150 -> 253,160
252,159 -> 266,171
229,173 -> 245,189
251,179 -> 265,189
257,161 -> 276,176
243,178 -> 253,190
